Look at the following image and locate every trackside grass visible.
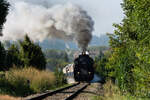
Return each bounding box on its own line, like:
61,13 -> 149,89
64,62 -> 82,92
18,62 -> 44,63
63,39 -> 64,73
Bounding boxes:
92,80 -> 149,100
0,67 -> 56,96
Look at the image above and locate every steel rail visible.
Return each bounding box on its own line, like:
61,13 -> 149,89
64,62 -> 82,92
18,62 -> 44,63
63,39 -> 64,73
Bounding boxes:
65,83 -> 89,100
25,82 -> 80,100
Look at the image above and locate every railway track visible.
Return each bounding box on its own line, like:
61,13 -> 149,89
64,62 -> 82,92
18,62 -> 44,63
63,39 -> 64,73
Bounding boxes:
25,82 -> 89,100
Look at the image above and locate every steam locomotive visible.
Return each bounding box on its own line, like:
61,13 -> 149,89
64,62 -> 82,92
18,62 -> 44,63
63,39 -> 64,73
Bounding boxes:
74,52 -> 94,82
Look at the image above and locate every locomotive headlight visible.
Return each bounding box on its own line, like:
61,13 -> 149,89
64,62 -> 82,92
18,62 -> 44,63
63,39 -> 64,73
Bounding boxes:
77,72 -> 80,74
89,72 -> 91,74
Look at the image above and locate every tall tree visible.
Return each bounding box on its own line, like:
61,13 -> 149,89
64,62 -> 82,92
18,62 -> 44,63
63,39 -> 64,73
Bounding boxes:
0,0 -> 9,36
0,42 -> 6,71
5,44 -> 22,68
20,35 -> 46,70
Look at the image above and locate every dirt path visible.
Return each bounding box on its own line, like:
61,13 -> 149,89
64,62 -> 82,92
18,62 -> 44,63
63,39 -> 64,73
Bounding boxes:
0,95 -> 21,100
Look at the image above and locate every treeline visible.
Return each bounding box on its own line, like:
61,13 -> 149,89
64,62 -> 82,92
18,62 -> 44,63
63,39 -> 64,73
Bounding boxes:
0,35 -> 46,71
45,49 -> 69,70
95,0 -> 150,98
44,49 -> 69,86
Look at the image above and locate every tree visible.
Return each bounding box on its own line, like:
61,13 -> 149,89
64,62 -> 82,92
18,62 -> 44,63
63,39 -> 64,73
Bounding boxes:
0,42 -> 6,71
20,35 -> 46,70
0,0 -> 9,36
5,44 -> 22,68
107,0 -> 150,96
0,0 -> 9,70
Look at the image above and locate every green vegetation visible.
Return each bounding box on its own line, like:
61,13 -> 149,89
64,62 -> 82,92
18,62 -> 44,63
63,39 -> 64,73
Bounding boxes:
0,0 -> 150,99
5,44 -> 22,69
44,49 -> 69,86
0,32 -> 68,97
0,0 -> 9,35
0,36 -> 67,97
94,50 -> 111,80
108,0 -> 150,97
92,80 -> 149,100
0,42 -> 6,70
19,35 -> 46,70
88,46 -> 109,51
0,67 -> 55,96
95,0 -> 150,99
45,49 -> 69,70
0,35 -> 46,71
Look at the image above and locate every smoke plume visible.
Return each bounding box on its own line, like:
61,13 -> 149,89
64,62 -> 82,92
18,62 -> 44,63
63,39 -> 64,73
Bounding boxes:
1,1 -> 94,50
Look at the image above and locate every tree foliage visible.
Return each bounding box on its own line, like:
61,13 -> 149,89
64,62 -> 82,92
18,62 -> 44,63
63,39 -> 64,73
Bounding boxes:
0,35 -> 46,71
45,49 -> 69,62
0,42 -> 6,70
5,44 -> 22,68
0,0 -> 9,35
45,49 -> 69,71
20,35 -> 46,70
106,0 -> 150,97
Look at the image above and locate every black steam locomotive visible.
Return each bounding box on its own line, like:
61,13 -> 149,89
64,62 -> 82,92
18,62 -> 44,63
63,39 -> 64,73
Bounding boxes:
74,52 -> 94,82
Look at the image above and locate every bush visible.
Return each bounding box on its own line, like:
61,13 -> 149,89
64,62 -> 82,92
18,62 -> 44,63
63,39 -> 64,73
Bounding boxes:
54,67 -> 66,87
29,69 -> 56,92
0,75 -> 12,95
5,72 -> 32,96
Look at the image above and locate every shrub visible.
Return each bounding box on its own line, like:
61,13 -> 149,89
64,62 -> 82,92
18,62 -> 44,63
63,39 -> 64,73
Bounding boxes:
54,67 -> 66,87
5,72 -> 32,96
0,75 -> 12,95
29,69 -> 56,92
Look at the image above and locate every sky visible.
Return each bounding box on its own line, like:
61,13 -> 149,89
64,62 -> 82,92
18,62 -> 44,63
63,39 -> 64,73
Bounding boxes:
54,0 -> 125,36
8,0 -> 124,37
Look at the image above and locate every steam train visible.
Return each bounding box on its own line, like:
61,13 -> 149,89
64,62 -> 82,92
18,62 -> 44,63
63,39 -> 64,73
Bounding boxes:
63,51 -> 94,82
74,52 -> 94,82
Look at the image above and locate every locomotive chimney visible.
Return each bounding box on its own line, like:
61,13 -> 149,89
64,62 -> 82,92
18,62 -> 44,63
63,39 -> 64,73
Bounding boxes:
82,49 -> 86,55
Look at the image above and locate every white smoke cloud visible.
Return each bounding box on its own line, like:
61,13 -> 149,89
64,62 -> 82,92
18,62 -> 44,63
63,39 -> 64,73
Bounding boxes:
1,1 -> 94,50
